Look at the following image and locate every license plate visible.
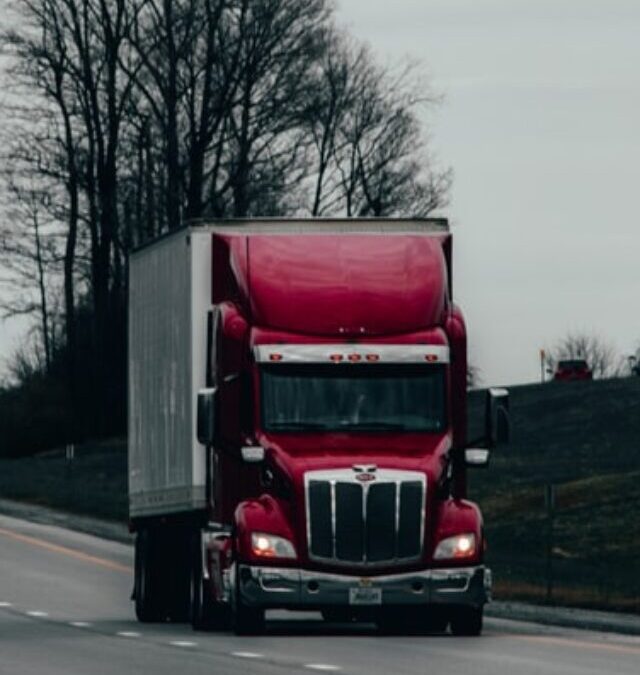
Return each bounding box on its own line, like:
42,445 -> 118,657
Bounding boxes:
349,587 -> 382,605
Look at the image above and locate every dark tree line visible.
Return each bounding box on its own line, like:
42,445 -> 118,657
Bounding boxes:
0,0 -> 451,455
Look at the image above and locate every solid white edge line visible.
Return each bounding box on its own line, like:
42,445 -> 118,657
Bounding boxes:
231,651 -> 264,659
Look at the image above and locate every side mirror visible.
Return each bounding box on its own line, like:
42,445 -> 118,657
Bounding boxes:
197,387 -> 217,445
465,448 -> 490,468
485,387 -> 510,447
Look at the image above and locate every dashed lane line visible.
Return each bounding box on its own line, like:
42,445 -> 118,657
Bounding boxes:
231,651 -> 265,659
117,631 -> 142,638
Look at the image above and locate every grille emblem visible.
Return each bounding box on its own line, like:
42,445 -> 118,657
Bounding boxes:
353,464 -> 377,483
355,472 -> 376,483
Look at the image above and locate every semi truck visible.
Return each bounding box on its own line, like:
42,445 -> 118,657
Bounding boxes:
128,218 -> 509,636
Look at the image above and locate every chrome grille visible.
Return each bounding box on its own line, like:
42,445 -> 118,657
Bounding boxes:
304,469 -> 426,567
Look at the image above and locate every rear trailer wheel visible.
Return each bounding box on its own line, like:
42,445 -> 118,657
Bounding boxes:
134,530 -> 165,622
167,530 -> 191,622
450,606 -> 483,636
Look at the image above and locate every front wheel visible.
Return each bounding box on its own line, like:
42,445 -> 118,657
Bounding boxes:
190,536 -> 230,631
450,606 -> 483,636
232,583 -> 265,636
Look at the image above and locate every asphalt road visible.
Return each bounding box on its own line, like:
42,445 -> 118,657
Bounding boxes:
1,513 -> 639,675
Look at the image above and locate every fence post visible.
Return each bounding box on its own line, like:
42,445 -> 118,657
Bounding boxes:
545,484 -> 555,603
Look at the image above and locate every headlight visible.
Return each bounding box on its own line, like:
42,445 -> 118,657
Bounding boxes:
433,533 -> 477,560
251,532 -> 296,560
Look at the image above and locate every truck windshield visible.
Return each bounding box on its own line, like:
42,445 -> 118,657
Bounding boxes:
260,364 -> 446,433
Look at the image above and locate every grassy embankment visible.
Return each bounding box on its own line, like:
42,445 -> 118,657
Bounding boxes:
0,377 -> 639,611
0,438 -> 127,522
468,377 -> 640,611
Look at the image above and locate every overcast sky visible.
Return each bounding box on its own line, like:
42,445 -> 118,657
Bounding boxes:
1,1 -> 639,387
336,0 -> 640,386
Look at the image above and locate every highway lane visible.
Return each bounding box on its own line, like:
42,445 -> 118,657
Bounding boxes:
1,513 -> 639,675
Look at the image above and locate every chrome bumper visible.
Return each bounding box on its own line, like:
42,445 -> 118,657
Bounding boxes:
236,565 -> 491,609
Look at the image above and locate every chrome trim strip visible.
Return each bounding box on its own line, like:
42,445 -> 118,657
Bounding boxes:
394,480 -> 401,558
254,344 -> 450,364
237,565 -> 490,609
330,480 -> 337,558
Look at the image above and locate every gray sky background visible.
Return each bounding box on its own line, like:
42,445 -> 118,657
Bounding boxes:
1,1 -> 639,386
336,0 -> 640,386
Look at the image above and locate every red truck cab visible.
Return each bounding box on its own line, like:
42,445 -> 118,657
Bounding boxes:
128,219 -> 510,637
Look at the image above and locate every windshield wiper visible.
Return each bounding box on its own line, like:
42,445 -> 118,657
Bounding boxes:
268,422 -> 331,431
336,421 -> 409,431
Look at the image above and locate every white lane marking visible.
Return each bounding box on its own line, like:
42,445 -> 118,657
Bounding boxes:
231,652 -> 264,659
70,621 -> 92,628
305,666 -> 342,672
117,631 -> 141,638
170,641 -> 197,648
26,611 -> 49,618
0,602 -> 12,607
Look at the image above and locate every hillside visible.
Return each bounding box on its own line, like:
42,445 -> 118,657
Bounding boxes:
468,377 -> 640,610
0,377 -> 639,610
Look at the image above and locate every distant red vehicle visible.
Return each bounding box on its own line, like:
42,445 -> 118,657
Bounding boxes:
554,359 -> 593,381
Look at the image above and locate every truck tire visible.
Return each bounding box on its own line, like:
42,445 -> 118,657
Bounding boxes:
190,540 -> 211,630
420,610 -> 448,634
376,608 -> 448,635
134,530 -> 165,622
232,584 -> 265,636
450,606 -> 483,636
190,535 -> 232,631
166,531 -> 191,623
322,608 -> 353,623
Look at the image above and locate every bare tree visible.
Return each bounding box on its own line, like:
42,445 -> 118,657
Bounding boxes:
306,36 -> 451,217
467,363 -> 481,390
222,0 -> 329,216
0,176 -> 61,373
0,0 -> 452,445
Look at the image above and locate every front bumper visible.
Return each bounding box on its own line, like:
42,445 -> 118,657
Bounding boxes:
236,564 -> 491,609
